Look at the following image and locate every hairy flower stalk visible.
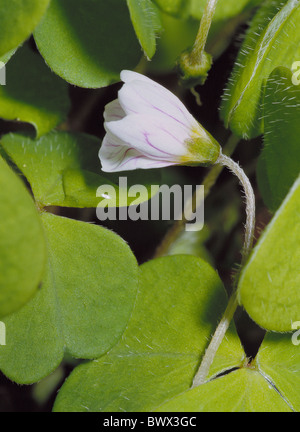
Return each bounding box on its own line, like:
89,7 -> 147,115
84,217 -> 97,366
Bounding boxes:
99,70 -> 256,388
217,154 -> 256,268
192,153 -> 256,388
190,0 -> 219,64
179,0 -> 219,85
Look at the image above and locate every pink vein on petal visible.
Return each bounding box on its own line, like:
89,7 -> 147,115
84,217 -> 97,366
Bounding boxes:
127,83 -> 192,129
143,132 -> 174,157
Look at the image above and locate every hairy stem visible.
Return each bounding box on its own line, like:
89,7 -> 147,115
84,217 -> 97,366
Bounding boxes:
217,153 -> 256,268
192,152 -> 256,387
190,0 -> 219,64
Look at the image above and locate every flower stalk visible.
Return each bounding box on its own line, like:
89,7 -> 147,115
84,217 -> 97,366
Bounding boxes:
192,151 -> 256,387
217,153 -> 256,268
190,0 -> 219,65
179,0 -> 219,86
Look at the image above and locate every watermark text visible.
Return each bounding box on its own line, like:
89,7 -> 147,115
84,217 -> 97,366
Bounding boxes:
96,178 -> 204,232
292,321 -> 300,346
0,321 -> 6,346
0,62 -> 6,86
291,61 -> 300,86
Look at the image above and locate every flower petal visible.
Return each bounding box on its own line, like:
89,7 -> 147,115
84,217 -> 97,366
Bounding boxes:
119,72 -> 198,131
99,133 -> 176,172
99,71 -> 219,173
105,113 -> 190,161
120,70 -> 158,85
103,99 -> 126,122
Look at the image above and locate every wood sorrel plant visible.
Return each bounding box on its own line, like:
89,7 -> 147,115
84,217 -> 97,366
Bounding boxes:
0,0 -> 299,413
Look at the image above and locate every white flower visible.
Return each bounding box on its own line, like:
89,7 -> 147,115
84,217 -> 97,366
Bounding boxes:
99,70 -> 220,172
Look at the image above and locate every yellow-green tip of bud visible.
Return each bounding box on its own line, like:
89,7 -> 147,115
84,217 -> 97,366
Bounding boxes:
179,49 -> 212,88
182,127 -> 221,167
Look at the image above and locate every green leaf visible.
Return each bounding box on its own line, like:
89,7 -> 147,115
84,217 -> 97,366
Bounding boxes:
238,176 -> 300,332
155,329 -> 298,412
55,255 -> 299,412
126,0 -> 161,59
152,326 -> 299,412
34,0 -> 142,88
0,47 -> 17,65
0,0 -> 50,56
53,255 -> 232,412
1,132 -> 160,208
221,0 -> 300,139
257,67 -> 300,212
155,368 -> 292,412
1,132 -> 104,207
53,256 -> 300,412
0,212 -> 138,384
256,153 -> 273,211
257,332 -> 300,411
0,45 -> 70,137
0,157 -> 46,318
154,314 -> 297,412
